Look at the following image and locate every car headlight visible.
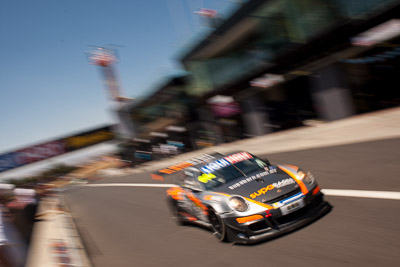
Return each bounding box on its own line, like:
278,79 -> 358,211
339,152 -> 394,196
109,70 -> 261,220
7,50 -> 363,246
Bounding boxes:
229,196 -> 248,212
297,169 -> 315,184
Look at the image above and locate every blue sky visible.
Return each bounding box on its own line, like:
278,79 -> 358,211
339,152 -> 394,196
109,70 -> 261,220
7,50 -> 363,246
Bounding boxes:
0,0 -> 239,153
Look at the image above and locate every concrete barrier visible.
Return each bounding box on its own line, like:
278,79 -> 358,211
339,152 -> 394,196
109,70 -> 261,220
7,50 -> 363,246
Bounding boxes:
26,196 -> 91,267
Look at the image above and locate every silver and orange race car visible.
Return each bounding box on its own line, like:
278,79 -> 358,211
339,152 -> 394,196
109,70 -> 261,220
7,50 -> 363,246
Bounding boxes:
158,151 -> 331,244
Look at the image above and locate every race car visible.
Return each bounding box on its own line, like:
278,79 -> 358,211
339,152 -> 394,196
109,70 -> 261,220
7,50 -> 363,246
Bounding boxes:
159,151 -> 331,244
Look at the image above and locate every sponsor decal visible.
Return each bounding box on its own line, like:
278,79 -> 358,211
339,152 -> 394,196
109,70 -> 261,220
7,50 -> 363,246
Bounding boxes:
159,154 -> 215,174
197,173 -> 216,183
228,172 -> 269,190
262,165 -> 277,175
228,166 -> 277,190
265,165 -> 277,173
272,192 -> 304,209
250,178 -> 296,199
224,152 -> 253,164
200,158 -> 230,174
186,154 -> 216,166
200,152 -> 253,174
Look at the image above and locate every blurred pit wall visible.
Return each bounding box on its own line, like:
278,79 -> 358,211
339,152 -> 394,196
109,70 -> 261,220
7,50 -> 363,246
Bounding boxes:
309,64 -> 356,121
122,0 -> 400,156
200,2 -> 397,125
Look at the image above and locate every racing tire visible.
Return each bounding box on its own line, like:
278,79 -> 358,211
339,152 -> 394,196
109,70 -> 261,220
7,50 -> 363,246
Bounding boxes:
209,209 -> 229,242
167,198 -> 187,226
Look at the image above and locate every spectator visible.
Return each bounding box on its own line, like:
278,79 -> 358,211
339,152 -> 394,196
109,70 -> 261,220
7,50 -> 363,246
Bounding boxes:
0,184 -> 27,267
7,188 -> 38,245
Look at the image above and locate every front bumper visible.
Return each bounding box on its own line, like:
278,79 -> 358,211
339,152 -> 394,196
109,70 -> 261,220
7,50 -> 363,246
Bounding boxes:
223,192 -> 332,244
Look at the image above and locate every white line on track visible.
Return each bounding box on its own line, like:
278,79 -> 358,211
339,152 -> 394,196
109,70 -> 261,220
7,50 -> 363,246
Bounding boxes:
321,189 -> 400,200
85,183 -> 176,188
84,183 -> 400,200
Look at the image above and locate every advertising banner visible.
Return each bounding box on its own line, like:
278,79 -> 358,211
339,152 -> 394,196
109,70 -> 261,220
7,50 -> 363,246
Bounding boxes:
64,127 -> 114,151
0,126 -> 115,173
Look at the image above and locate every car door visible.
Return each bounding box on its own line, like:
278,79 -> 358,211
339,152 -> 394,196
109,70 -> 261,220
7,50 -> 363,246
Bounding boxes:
181,169 -> 209,221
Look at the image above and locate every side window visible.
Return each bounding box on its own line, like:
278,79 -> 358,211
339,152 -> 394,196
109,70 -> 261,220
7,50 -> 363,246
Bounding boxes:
183,170 -> 203,191
255,158 -> 268,168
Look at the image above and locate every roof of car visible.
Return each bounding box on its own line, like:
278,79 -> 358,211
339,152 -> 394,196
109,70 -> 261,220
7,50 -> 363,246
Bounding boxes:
192,151 -> 254,169
154,151 -> 254,176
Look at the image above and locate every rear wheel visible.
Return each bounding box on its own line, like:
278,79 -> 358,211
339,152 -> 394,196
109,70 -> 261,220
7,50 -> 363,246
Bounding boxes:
209,209 -> 228,242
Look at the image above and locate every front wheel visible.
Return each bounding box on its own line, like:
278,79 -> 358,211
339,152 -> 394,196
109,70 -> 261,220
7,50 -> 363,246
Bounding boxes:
209,209 -> 229,242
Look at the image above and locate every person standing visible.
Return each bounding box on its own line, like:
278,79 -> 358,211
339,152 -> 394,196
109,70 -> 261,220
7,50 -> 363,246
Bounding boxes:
0,184 -> 27,267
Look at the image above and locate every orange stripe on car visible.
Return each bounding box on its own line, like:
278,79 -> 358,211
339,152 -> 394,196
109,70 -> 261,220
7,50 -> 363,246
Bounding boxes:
166,187 -> 184,200
285,164 -> 299,171
203,195 -> 214,200
244,197 -> 274,209
179,212 -> 197,221
186,191 -> 208,211
236,214 -> 263,223
278,165 -> 309,194
312,185 -> 320,195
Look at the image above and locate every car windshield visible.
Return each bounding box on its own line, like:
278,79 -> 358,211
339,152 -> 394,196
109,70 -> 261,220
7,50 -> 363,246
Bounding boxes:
199,157 -> 269,190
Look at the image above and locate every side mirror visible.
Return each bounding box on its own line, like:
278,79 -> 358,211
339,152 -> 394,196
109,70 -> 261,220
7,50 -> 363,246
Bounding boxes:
183,179 -> 203,192
263,158 -> 271,165
190,186 -> 203,193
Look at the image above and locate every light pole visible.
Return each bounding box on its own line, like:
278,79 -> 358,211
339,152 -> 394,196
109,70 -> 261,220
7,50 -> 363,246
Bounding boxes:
88,47 -> 136,140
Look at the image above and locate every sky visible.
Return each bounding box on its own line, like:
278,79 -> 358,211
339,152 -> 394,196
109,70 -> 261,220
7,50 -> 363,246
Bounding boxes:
0,0 -> 241,153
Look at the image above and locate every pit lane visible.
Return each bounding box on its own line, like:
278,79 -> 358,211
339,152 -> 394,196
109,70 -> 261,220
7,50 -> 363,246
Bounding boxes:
64,138 -> 400,267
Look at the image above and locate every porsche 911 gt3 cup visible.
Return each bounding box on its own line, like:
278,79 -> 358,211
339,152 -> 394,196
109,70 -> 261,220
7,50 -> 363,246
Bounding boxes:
158,151 -> 331,244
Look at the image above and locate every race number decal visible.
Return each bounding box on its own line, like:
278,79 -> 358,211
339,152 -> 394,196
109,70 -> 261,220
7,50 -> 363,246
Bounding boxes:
198,173 -> 216,183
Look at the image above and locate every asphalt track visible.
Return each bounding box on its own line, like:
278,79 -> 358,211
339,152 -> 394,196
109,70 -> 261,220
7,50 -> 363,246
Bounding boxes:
64,138 -> 400,267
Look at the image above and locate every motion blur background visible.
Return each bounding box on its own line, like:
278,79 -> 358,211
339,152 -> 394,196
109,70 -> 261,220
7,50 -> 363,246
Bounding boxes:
1,0 -> 400,182
1,1 -> 400,266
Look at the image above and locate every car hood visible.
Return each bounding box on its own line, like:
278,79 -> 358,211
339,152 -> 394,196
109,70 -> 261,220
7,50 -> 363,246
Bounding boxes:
214,167 -> 300,203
